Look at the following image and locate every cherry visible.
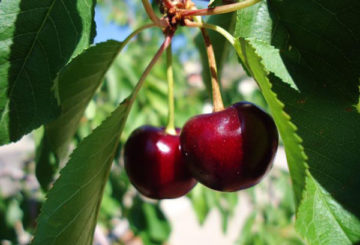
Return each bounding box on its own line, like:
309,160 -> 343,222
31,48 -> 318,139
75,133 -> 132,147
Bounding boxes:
124,125 -> 197,199
180,102 -> 278,192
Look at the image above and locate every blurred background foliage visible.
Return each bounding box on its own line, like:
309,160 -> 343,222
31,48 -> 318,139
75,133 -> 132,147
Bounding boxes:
0,0 -> 303,244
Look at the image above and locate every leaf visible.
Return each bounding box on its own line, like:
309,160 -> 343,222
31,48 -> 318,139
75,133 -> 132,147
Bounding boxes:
234,38 -> 308,206
234,0 -> 360,243
235,1 -> 272,43
189,184 -> 237,233
32,97 -> 133,245
128,197 -> 171,244
235,1 -> 298,90
188,185 -> 211,225
142,202 -> 171,242
35,132 -> 58,191
195,12 -> 236,95
235,211 -> 256,245
268,0 -> 360,240
0,0 -> 96,144
216,193 -> 238,233
49,41 -> 123,157
247,38 -> 297,90
296,176 -> 360,245
209,0 -> 223,8
36,40 -> 124,190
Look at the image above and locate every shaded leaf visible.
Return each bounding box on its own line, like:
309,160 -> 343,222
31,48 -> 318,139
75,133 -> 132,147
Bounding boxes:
209,0 -> 224,8
234,0 -> 360,243
234,37 -> 308,205
35,131 -> 58,191
268,1 -> 360,243
46,40 -> 124,158
36,40 -> 124,190
128,197 -> 171,244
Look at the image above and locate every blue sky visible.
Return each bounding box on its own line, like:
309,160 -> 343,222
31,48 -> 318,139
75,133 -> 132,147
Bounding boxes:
94,7 -> 132,43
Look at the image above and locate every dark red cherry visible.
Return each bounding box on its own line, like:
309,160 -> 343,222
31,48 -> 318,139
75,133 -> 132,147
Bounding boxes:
124,126 -> 197,199
180,102 -> 278,192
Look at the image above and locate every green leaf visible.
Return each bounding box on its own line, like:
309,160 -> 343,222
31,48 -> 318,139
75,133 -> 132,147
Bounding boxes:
143,202 -> 171,242
128,197 -> 171,244
235,211 -> 256,245
236,170 -> 304,245
189,185 -> 237,233
209,0 -> 223,8
235,1 -> 272,43
247,38 -> 297,90
235,1 -> 298,90
189,185 -> 211,225
296,176 -> 360,245
46,41 -> 124,157
217,193 -> 238,233
32,98 -> 133,245
234,0 -> 360,243
195,12 -> 236,95
268,0 -> 360,241
234,38 -> 308,206
0,0 -> 96,144
36,40 -> 124,190
35,132 -> 58,191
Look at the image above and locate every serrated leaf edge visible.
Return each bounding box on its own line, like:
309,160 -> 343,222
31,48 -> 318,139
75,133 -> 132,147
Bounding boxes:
295,172 -> 358,244
32,99 -> 131,244
235,37 -> 309,208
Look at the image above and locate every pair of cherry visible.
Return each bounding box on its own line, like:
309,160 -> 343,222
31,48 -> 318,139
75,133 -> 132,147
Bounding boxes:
124,102 -> 278,199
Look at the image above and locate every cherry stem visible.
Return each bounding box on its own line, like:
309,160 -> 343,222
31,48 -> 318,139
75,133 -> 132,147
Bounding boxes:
200,28 -> 224,112
180,0 -> 261,17
129,34 -> 173,106
141,0 -> 167,27
184,20 -> 235,46
165,43 -> 177,135
122,23 -> 158,47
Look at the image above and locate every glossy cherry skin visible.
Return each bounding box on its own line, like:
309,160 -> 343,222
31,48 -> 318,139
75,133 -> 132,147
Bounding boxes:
124,126 -> 197,199
180,102 -> 278,192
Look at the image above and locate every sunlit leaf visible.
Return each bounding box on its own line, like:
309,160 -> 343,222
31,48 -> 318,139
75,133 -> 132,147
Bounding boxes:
0,0 -> 96,144
32,97 -> 133,244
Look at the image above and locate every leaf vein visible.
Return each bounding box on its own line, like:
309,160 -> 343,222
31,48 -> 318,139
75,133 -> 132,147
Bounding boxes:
59,0 -> 80,36
8,0 -> 58,97
0,7 -> 49,17
314,180 -> 352,243
47,15 -> 64,59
